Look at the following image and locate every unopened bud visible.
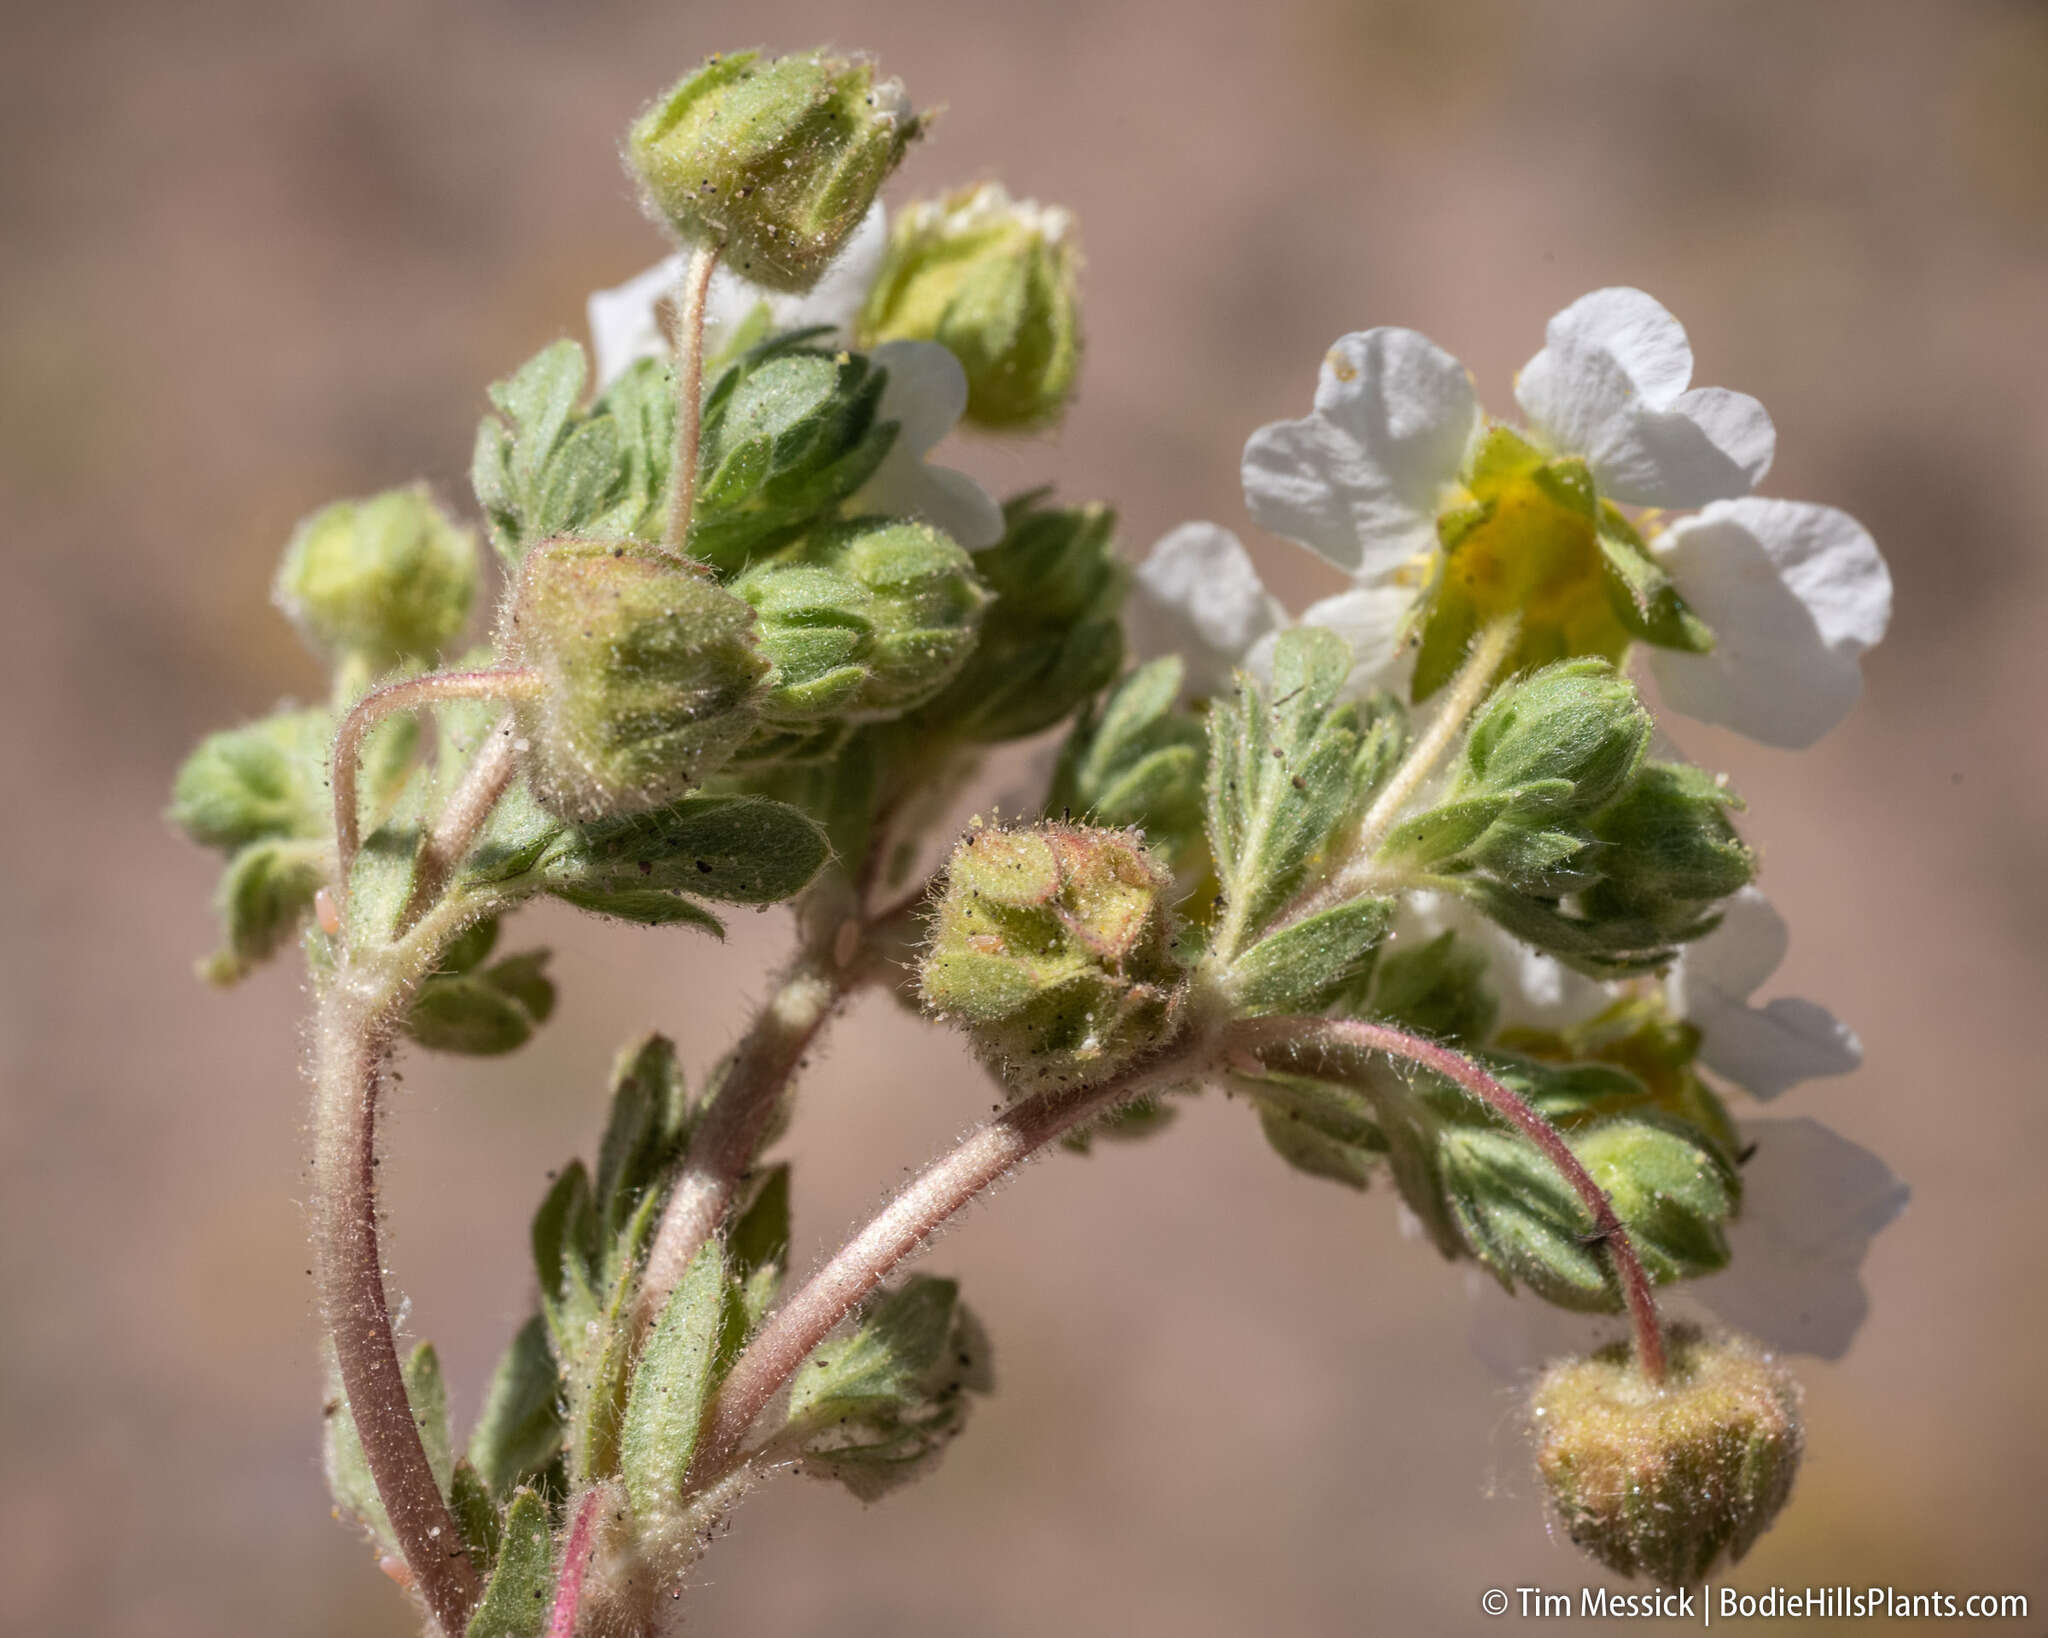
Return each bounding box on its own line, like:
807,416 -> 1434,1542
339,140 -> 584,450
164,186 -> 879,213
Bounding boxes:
273,485 -> 477,670
921,823 -> 1184,1093
1460,659 -> 1649,818
502,539 -> 768,821
1530,1327 -> 1803,1583
628,50 -> 923,293
859,184 -> 1081,429
739,518 -> 988,722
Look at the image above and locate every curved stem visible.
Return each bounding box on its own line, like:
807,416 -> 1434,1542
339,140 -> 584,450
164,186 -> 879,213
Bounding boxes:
634,947 -> 849,1342
1234,1014 -> 1666,1381
331,668 -> 542,908
397,719 -> 523,933
685,1031 -> 1213,1484
663,243 -> 721,555
313,980 -> 482,1633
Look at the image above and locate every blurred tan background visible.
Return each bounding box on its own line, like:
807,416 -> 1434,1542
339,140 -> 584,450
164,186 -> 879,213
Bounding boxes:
4,0 -> 2046,1633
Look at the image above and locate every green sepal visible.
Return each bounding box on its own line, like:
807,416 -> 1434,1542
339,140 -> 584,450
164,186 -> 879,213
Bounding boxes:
1046,656 -> 1206,866
1204,628 -> 1371,957
716,1164 -> 792,1373
407,950 -> 556,1056
1597,506 -> 1714,654
1228,896 -> 1393,1015
322,1341 -> 454,1552
537,794 -> 830,915
1369,929 -> 1499,1046
784,1275 -> 993,1501
1441,1115 -> 1738,1311
203,838 -> 327,985
1248,1074 -> 1386,1190
1457,660 -> 1650,819
621,1241 -> 726,1521
469,1315 -> 566,1503
465,1487 -> 553,1638
450,1460 -> 503,1575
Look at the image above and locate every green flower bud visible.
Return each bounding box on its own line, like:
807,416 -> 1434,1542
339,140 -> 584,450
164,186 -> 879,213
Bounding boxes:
921,823 -> 1185,1094
1581,762 -> 1754,939
858,183 -> 1082,429
169,709 -> 334,851
1460,659 -> 1650,819
737,518 -> 989,723
1530,1327 -> 1804,1583
502,539 -> 769,821
913,490 -> 1125,743
273,485 -> 477,669
628,50 -> 924,293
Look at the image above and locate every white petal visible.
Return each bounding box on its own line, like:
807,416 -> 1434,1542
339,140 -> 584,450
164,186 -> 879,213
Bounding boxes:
870,339 -> 969,456
588,254 -> 688,390
1515,287 -> 1775,507
1241,328 -> 1476,577
1297,584 -> 1416,697
1131,523 -> 1283,697
1677,885 -> 1788,999
858,448 -> 1003,549
1692,1117 -> 1907,1359
1648,497 -> 1891,747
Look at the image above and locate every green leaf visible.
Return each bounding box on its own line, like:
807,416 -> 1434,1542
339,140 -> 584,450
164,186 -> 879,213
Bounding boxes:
407,950 -> 556,1055
1047,656 -> 1207,863
1229,896 -> 1393,1015
717,1164 -> 792,1372
539,794 -> 830,910
621,1242 -> 726,1520
465,1487 -> 554,1638
450,1460 -> 503,1574
1370,930 -> 1499,1046
1205,628 -> 1370,956
469,1315 -> 565,1502
785,1276 -> 993,1502
1250,1075 -> 1385,1190
595,1034 -> 694,1237
202,838 -> 326,985
1376,792 -> 1515,870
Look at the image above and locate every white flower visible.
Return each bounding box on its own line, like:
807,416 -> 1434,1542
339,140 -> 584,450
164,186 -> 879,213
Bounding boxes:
1129,521 -> 1412,699
583,208 -> 1002,551
586,201 -> 890,391
1238,288 -> 1890,748
852,340 -> 1004,549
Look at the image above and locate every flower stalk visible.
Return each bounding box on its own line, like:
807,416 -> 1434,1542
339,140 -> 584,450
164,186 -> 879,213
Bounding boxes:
663,243 -> 720,554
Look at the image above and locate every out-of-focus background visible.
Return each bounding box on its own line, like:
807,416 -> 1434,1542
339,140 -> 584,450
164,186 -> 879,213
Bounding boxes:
4,1 -> 2044,1633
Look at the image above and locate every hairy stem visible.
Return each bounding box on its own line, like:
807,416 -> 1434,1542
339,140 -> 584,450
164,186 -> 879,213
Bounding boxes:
1235,1014 -> 1667,1381
548,1485 -> 609,1638
634,947 -> 848,1342
331,667 -> 542,910
686,1031 -> 1215,1483
313,979 -> 482,1633
663,243 -> 721,555
397,719 -> 522,933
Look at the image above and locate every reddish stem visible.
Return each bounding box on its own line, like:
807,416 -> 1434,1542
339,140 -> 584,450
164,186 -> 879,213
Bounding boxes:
547,1486 -> 608,1638
1235,1014 -> 1668,1381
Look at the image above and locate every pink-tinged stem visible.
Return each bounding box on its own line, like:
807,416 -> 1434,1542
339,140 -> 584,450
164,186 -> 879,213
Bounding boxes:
331,667 -> 542,909
397,720 -> 522,932
663,243 -> 721,555
1234,1014 -> 1667,1381
313,991 -> 482,1632
686,1036 -> 1206,1484
547,1486 -> 608,1638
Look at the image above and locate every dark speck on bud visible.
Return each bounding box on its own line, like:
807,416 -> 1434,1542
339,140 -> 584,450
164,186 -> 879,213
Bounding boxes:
1529,1326 -> 1804,1584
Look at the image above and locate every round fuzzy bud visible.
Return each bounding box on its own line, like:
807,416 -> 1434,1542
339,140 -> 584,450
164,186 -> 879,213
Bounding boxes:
502,539 -> 769,821
921,823 -> 1184,1094
1529,1327 -> 1804,1584
273,485 -> 476,669
737,518 -> 989,723
628,50 -> 923,293
1461,659 -> 1650,819
859,183 -> 1081,429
